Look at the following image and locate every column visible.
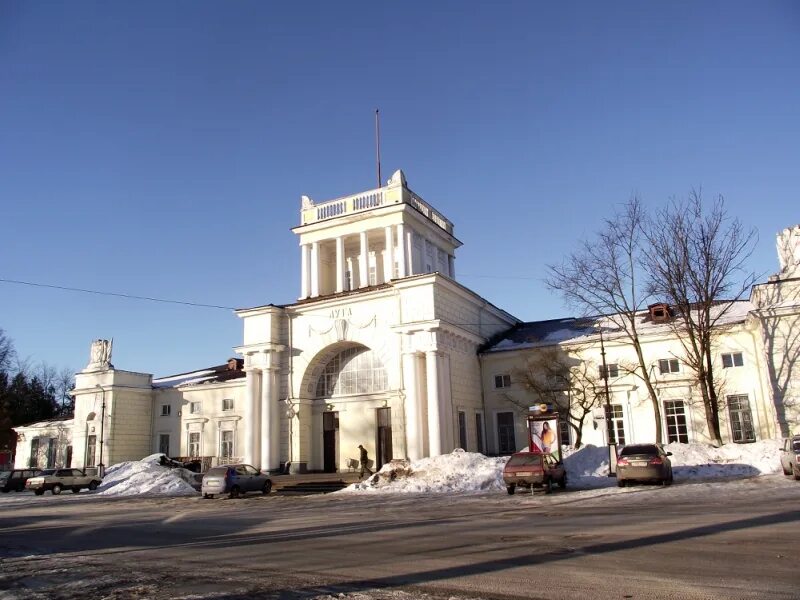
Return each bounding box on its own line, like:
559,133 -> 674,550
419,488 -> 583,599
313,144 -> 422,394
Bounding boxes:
243,369 -> 256,466
310,241 -> 320,297
300,244 -> 310,299
259,365 -> 280,471
441,353 -> 454,451
405,229 -> 414,276
335,236 -> 345,293
359,231 -> 369,288
384,226 -> 395,282
402,349 -> 421,461
426,349 -> 442,456
448,255 -> 455,279
396,223 -> 406,278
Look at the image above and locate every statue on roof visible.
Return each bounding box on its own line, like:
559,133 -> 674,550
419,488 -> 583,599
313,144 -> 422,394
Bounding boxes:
777,225 -> 800,276
86,339 -> 113,371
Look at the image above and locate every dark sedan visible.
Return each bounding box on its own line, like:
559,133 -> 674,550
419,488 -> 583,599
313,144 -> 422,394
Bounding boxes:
616,444 -> 673,486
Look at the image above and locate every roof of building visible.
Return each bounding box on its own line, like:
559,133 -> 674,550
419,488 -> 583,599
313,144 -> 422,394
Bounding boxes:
152,358 -> 245,389
13,416 -> 74,430
483,300 -> 753,354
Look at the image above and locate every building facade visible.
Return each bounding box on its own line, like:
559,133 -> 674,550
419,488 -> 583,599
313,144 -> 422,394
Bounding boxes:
12,174 -> 800,472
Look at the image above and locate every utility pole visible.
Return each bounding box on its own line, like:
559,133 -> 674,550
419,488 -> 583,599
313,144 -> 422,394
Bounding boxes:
96,384 -> 106,478
598,325 -> 617,476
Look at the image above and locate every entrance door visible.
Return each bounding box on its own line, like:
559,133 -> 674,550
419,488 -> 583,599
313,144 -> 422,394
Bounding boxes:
323,411 -> 339,473
376,407 -> 392,470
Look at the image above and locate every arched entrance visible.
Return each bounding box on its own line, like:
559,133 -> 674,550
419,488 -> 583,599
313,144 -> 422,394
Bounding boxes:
311,343 -> 389,472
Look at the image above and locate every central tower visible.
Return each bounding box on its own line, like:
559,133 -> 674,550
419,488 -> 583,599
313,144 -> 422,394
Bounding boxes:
292,169 -> 462,300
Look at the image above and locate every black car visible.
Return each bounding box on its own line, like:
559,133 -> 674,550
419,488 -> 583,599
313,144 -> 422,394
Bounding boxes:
0,469 -> 43,493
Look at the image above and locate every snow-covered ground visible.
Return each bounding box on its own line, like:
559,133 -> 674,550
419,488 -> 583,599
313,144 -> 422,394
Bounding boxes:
0,440 -> 787,501
340,439 -> 784,494
95,453 -> 198,497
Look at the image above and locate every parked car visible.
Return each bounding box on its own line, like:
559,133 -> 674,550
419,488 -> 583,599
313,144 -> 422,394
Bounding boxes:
616,444 -> 673,486
0,469 -> 42,493
25,468 -> 102,495
201,464 -> 272,499
779,435 -> 800,480
503,452 -> 567,495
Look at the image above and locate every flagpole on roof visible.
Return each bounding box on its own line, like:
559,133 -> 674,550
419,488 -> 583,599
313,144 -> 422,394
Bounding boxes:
375,109 -> 382,188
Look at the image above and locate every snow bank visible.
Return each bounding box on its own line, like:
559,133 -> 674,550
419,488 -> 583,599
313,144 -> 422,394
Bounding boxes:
340,449 -> 507,494
97,455 -> 198,497
340,440 -> 785,495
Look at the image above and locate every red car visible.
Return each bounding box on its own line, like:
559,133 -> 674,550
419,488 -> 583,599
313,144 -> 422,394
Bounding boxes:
503,452 -> 567,495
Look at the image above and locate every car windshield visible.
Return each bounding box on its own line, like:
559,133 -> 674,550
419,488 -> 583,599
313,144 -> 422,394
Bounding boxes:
506,454 -> 543,467
619,445 -> 659,456
206,467 -> 229,476
792,441 -> 800,453
0,472 -> 9,482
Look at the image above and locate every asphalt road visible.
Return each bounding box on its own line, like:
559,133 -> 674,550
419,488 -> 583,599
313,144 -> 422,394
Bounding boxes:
1,477 -> 798,599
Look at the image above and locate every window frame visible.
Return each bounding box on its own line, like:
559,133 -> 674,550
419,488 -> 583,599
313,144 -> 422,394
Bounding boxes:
663,399 -> 689,443
599,364 -> 619,379
160,404 -> 171,417
721,352 -> 744,369
658,358 -> 680,375
222,398 -> 234,412
494,374 -> 512,389
190,401 -> 201,415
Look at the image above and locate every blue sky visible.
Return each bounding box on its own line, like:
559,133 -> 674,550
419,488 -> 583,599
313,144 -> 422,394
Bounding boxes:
1,1 -> 798,377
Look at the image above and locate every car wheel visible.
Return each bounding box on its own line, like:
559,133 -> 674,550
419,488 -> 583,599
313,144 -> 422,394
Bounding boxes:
544,478 -> 553,494
89,481 -> 99,491
34,489 -> 45,496
72,487 -> 81,494
558,474 -> 567,489
782,463 -> 792,475
229,486 -> 241,499
203,493 -> 214,499
617,479 -> 626,488
51,484 -> 62,495
506,484 -> 516,495
262,481 -> 272,495
794,469 -> 800,481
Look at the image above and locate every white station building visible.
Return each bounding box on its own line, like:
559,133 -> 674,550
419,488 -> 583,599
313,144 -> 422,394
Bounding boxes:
13,172 -> 800,474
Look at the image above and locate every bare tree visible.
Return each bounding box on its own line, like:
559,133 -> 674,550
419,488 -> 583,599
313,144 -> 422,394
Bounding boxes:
0,329 -> 14,373
547,198 -> 664,442
513,346 -> 605,448
644,192 -> 757,446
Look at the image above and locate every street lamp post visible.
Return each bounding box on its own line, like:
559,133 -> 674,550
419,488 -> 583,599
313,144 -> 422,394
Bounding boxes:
598,326 -> 617,477
96,384 -> 106,478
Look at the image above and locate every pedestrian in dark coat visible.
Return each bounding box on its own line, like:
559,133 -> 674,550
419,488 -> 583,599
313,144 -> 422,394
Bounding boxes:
358,444 -> 373,478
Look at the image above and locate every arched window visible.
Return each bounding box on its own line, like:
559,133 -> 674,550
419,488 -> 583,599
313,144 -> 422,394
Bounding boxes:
315,346 -> 387,398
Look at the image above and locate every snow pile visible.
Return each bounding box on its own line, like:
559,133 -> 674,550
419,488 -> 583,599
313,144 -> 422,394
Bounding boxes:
341,440 -> 785,494
340,449 -> 507,494
96,454 -> 198,497
666,439 -> 781,478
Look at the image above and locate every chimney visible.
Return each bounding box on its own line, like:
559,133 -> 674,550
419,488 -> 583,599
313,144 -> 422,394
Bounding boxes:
648,303 -> 672,323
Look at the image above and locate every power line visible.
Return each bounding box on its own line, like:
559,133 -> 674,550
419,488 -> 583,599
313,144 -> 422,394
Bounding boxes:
0,278 -> 236,311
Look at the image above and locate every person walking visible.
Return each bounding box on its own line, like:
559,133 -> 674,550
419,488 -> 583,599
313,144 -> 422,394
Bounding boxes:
358,444 -> 373,478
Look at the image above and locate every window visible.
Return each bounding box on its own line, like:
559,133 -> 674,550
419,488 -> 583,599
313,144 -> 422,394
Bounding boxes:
558,410 -> 571,447
159,434 -> 170,455
190,402 -> 201,415
345,270 -> 352,291
494,374 -> 512,389
599,364 -> 619,379
161,404 -> 171,417
29,438 -> 40,469
722,352 -> 744,368
664,400 -> 689,443
315,346 -> 387,397
728,394 -> 756,443
222,398 -> 234,411
188,432 -> 200,457
86,435 -> 97,468
475,413 -> 485,453
605,404 -> 625,445
368,264 -> 377,286
658,358 -> 680,374
458,411 -> 467,450
46,438 -> 57,468
220,430 -> 234,459
497,412 -> 516,454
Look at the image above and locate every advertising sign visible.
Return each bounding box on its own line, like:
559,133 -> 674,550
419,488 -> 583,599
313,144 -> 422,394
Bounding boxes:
528,414 -> 561,461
